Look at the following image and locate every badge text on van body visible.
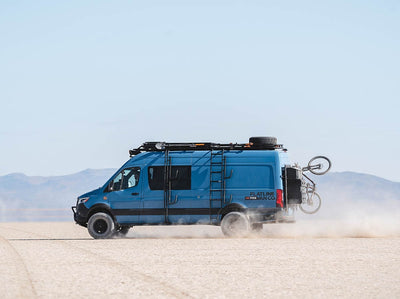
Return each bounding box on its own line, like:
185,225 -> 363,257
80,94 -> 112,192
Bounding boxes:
245,192 -> 275,200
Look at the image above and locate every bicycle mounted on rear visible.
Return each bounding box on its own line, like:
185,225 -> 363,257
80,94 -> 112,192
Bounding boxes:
283,156 -> 331,214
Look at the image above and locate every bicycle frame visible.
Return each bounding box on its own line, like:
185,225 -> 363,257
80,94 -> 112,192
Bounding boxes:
302,164 -> 321,173
302,172 -> 316,194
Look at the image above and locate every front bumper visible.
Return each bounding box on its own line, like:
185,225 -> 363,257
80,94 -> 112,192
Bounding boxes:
72,203 -> 89,227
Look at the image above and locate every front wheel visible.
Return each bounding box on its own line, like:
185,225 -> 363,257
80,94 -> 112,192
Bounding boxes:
299,192 -> 321,214
87,212 -> 115,239
221,212 -> 250,237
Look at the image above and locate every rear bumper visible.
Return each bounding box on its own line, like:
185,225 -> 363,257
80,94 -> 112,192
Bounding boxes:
275,208 -> 296,223
247,207 -> 281,223
72,203 -> 88,227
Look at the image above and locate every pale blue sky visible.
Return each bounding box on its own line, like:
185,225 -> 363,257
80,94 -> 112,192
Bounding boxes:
1,1 -> 399,181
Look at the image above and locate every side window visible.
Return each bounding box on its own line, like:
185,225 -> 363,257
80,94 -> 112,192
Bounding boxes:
148,166 -> 164,190
148,166 -> 191,190
110,172 -> 122,191
171,166 -> 191,190
109,167 -> 140,192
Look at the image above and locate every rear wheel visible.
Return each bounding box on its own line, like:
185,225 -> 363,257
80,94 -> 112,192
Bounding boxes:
87,212 -> 115,239
221,212 -> 250,237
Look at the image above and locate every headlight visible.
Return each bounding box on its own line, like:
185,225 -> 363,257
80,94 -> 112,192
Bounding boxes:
78,197 -> 90,204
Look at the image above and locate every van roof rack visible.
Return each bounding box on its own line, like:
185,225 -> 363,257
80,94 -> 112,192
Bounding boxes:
129,142 -> 285,157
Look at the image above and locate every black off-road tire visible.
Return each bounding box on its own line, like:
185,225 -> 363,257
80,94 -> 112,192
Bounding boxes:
221,212 -> 250,237
87,212 -> 115,239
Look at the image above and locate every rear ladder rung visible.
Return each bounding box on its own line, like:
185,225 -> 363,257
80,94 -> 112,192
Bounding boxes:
209,150 -> 226,223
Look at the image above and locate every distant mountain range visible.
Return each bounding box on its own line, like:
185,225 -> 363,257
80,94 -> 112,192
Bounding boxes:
0,169 -> 399,221
313,171 -> 400,201
0,169 -> 116,221
309,172 -> 400,221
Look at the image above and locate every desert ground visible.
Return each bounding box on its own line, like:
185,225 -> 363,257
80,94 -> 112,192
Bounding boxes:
0,221 -> 399,298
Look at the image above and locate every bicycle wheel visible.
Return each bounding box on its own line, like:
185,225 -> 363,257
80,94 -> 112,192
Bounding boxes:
299,191 -> 321,214
307,156 -> 331,175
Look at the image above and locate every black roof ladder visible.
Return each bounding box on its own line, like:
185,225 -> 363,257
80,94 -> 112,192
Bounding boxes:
209,150 -> 228,224
163,150 -> 171,224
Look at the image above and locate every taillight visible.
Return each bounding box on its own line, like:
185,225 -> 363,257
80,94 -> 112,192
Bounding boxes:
276,189 -> 283,208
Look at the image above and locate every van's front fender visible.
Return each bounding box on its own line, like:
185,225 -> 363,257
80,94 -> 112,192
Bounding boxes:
87,203 -> 115,222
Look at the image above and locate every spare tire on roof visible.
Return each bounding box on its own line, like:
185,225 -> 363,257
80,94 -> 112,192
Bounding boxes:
249,136 -> 277,148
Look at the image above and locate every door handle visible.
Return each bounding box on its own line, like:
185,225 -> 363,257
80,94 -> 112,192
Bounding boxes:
131,192 -> 139,196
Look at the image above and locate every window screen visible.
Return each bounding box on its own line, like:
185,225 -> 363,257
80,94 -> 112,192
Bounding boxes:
148,166 -> 191,190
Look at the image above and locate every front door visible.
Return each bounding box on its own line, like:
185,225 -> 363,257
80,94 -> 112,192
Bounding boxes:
107,167 -> 142,224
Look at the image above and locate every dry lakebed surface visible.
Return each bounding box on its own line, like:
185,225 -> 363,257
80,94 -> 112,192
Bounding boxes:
0,221 -> 399,298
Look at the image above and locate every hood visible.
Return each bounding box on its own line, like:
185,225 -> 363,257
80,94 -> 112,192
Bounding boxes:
78,187 -> 102,199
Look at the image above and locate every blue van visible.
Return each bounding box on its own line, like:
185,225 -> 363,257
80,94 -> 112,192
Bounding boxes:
72,137 -> 330,238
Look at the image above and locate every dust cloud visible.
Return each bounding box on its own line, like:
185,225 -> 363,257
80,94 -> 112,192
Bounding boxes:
263,197 -> 400,238
122,197 -> 400,239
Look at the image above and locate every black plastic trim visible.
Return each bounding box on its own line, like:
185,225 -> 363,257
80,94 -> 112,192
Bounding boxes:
113,208 -> 221,216
73,203 -> 89,226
